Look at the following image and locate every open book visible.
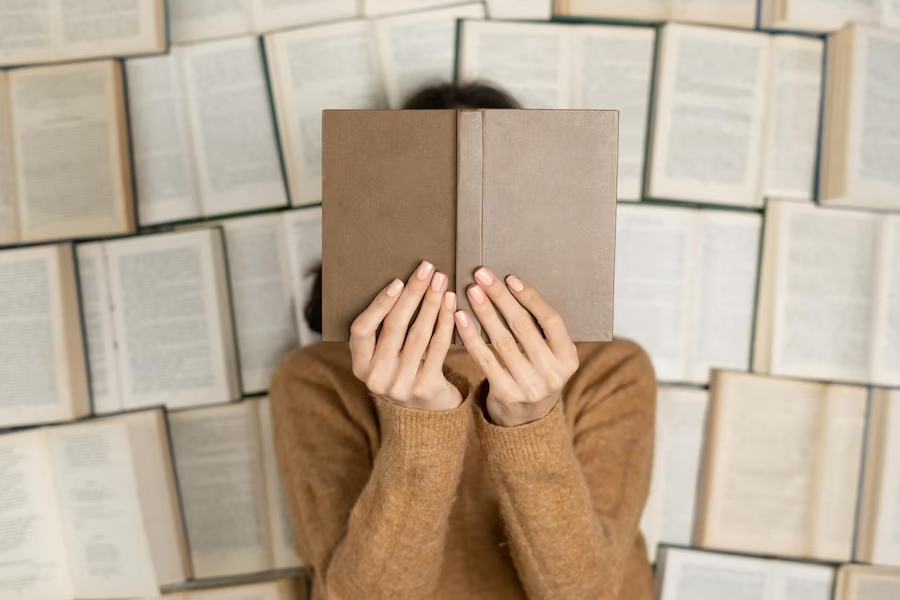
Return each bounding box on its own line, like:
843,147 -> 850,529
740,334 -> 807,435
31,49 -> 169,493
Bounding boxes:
457,19 -> 655,201
0,243 -> 90,428
0,0 -> 165,67
640,386 -> 709,562
760,0 -> 900,32
614,204 -> 761,383
836,565 -> 900,600
266,6 -> 484,205
219,208 -> 322,394
160,578 -> 304,600
754,200 -> 900,386
819,24 -> 900,211
697,370 -> 868,562
0,60 -> 135,244
0,409 -> 190,599
77,229 -> 241,414
856,389 -> 900,568
555,0 -> 757,27
646,24 -> 823,207
125,37 -> 288,226
656,546 -> 834,600
169,398 -> 303,580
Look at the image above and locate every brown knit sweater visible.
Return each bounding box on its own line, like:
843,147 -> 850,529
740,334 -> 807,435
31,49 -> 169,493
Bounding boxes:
270,339 -> 656,600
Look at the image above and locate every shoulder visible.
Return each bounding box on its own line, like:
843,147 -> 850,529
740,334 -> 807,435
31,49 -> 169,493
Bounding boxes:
270,342 -> 367,411
563,338 -> 657,416
574,338 -> 655,383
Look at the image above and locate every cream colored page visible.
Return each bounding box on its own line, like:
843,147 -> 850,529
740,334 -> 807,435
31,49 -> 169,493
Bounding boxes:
871,217 -> 900,385
704,373 -> 822,556
613,205 -> 694,382
125,54 -> 201,226
49,422 -> 158,598
266,21 -> 387,206
222,215 -> 297,394
363,0 -> 458,17
282,207 -> 322,347
251,0 -> 357,32
57,0 -> 163,59
0,431 -> 72,600
769,201 -> 877,383
189,581 -> 287,600
783,0 -> 881,32
562,0 -> 669,20
486,0 -> 552,19
375,3 -> 485,109
0,0 -> 56,66
870,391 -> 900,566
168,0 -> 253,44
10,61 -> 129,241
178,37 -> 288,216
762,36 -> 824,201
571,26 -> 655,201
169,404 -> 273,579
658,548 -> 769,599
457,20 -> 569,109
648,25 -> 768,206
672,0 -> 757,28
105,230 -> 235,410
0,74 -> 18,243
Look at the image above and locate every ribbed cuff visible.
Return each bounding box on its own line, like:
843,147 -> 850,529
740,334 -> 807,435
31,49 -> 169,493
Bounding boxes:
473,396 -> 569,469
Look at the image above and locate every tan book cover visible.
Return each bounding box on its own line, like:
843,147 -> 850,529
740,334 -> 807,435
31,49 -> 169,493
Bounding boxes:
322,109 -> 618,342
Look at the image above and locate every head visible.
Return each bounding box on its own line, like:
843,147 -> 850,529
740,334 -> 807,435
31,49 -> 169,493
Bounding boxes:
304,82 -> 520,335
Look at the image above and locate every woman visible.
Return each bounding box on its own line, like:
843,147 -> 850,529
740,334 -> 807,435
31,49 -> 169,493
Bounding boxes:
270,83 -> 656,600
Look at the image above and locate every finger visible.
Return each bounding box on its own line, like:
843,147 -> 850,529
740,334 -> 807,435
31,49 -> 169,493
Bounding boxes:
349,278 -> 404,377
421,291 -> 456,377
397,271 -> 447,378
465,285 -> 534,382
473,267 -> 554,364
377,260 -> 435,356
455,310 -> 517,392
505,275 -> 576,360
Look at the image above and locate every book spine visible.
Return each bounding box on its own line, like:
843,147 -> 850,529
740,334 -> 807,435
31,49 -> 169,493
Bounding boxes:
456,110 -> 484,332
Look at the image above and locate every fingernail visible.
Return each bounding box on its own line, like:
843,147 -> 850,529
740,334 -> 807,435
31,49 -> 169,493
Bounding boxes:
475,268 -> 494,286
416,261 -> 434,280
506,275 -> 525,292
431,272 -> 446,292
468,285 -> 485,305
455,311 -> 470,328
444,292 -> 456,310
386,279 -> 403,297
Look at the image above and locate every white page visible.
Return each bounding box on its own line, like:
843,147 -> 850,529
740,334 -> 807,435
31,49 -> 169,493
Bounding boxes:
486,0 -> 552,19
458,20 -> 569,109
178,37 -> 289,217
0,430 -> 73,600
641,387 -> 709,562
57,0 -> 163,61
168,0 -> 254,44
659,548 -> 768,600
782,0 -> 881,32
266,21 -> 387,206
762,36 -> 824,201
0,74 -> 18,244
222,215 -> 297,394
614,205 -> 693,381
169,404 -> 273,579
672,0 -> 758,28
769,201 -> 877,383
282,207 -> 322,346
76,243 -> 123,415
872,217 -> 900,385
375,3 -> 486,109
9,61 -> 130,241
0,0 -> 56,66
688,211 -> 761,383
869,391 -> 900,567
48,421 -> 158,598
648,24 -> 769,206
105,230 -> 237,410
251,0 -> 358,32
561,0 -> 669,20
363,0 -> 459,17
571,26 -> 655,201
126,54 -> 201,226
769,560 -> 834,600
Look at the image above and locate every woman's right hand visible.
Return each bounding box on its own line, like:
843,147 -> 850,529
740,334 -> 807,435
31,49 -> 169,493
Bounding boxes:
349,260 -> 462,411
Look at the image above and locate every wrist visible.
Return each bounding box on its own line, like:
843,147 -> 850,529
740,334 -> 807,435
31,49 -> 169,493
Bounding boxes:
486,392 -> 560,427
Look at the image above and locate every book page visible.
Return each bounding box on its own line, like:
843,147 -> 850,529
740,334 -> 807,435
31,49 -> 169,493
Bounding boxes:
867,390 -> 900,567
0,430 -> 72,600
641,387 -> 709,562
0,74 -> 18,244
486,0 -> 552,19
57,0 -> 164,59
688,211 -> 761,383
769,201 -> 877,383
48,421 -> 158,598
614,205 -> 694,381
126,54 -> 202,226
222,215 -> 298,394
188,580 -> 295,600
671,0 -> 758,28
266,21 -> 387,206
251,0 -> 358,33
783,0 -> 881,32
363,0 -> 459,17
178,37 -> 289,217
871,216 -> 900,385
571,25 -> 655,201
762,36 -> 824,201
168,0 -> 253,44
0,0 -> 56,66
702,372 -> 823,557
769,560 -> 835,600
374,3 -> 486,109
457,20 -> 569,109
9,61 -> 131,242
560,0 -> 669,20
76,243 -> 123,415
839,566 -> 900,600
282,207 -> 322,347
647,24 -> 769,206
105,230 -> 238,410
169,404 -> 274,579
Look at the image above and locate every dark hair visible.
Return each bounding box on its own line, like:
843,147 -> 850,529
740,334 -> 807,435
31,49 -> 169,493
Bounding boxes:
304,82 -> 520,335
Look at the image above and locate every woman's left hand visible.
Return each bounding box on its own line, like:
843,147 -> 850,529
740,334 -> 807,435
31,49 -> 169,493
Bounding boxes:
454,267 -> 580,427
